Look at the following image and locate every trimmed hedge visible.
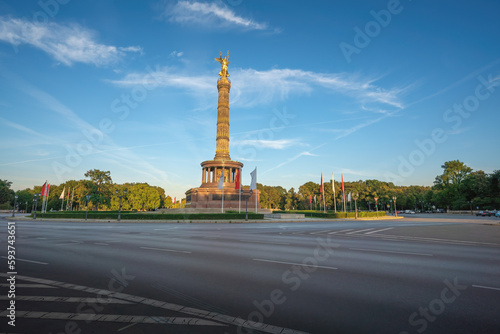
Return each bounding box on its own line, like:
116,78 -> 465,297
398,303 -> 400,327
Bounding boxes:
34,211 -> 264,220
272,210 -> 386,219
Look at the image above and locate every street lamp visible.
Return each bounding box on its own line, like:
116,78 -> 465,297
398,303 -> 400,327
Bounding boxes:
353,193 -> 359,219
33,193 -> 40,219
116,189 -> 127,221
12,195 -> 18,217
393,196 -> 397,217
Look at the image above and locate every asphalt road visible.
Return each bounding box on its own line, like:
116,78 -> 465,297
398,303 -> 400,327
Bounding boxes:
0,214 -> 499,334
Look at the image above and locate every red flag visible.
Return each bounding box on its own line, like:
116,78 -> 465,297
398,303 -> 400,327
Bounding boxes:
41,182 -> 47,197
235,169 -> 241,190
320,173 -> 323,193
174,197 -> 176,205
341,174 -> 345,193
319,194 -> 322,203
67,188 -> 70,200
309,195 -> 311,204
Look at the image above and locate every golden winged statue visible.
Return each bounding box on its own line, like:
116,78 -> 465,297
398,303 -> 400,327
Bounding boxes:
215,51 -> 230,77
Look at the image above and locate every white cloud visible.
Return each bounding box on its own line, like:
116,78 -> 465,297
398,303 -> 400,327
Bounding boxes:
233,139 -> 300,149
169,50 -> 184,57
166,1 -> 268,31
110,66 -> 407,109
0,17 -> 142,66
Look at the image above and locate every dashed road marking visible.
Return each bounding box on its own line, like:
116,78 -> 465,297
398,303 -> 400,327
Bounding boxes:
349,248 -> 433,257
1,256 -> 48,265
472,285 -> 500,291
328,229 -> 353,234
346,228 -> 375,235
365,227 -> 394,234
253,258 -> 337,270
139,246 -> 192,254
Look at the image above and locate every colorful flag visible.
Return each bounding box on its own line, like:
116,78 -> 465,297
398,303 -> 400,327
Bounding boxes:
320,172 -> 323,194
314,195 -> 317,204
309,195 -> 312,204
348,192 -> 352,202
235,169 -> 241,190
59,187 -> 65,199
174,197 -> 176,206
67,188 -> 70,200
41,182 -> 47,197
218,168 -> 225,190
250,167 -> 257,190
341,174 -> 345,194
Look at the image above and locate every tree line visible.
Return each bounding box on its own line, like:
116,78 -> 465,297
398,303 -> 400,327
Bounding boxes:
0,169 -> 170,212
257,160 -> 499,211
1,161 -> 498,212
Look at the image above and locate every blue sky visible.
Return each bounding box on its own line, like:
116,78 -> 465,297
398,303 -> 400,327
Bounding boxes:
1,0 -> 499,199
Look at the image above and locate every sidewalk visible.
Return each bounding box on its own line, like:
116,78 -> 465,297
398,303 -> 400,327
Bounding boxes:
5,214 -> 397,224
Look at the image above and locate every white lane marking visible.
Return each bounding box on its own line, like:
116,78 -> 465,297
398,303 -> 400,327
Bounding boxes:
370,234 -> 500,247
328,229 -> 353,234
94,242 -> 109,246
118,323 -> 138,331
36,237 -> 47,239
54,242 -> 81,246
0,284 -> 55,288
0,311 -> 225,326
253,258 -> 337,270
365,227 -> 394,234
473,285 -> 500,291
139,246 -> 191,254
238,240 -> 290,245
0,256 -> 48,265
309,229 -> 332,235
349,248 -> 433,257
0,273 -> 308,334
345,228 -> 375,235
0,296 -> 133,303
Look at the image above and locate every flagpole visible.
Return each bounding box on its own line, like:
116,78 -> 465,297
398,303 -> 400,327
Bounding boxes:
45,183 -> 50,213
70,187 -> 74,211
238,170 -> 241,214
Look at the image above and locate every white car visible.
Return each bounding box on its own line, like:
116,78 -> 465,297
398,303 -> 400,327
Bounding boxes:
404,210 -> 415,214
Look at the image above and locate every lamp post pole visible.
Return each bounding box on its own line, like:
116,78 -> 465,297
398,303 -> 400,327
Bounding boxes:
245,190 -> 252,221
354,193 -> 359,219
33,194 -> 39,219
393,196 -> 397,217
12,195 -> 18,217
85,195 -> 90,221
116,189 -> 127,221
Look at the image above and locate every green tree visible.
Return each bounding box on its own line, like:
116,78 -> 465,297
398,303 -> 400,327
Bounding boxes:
0,179 -> 14,206
84,169 -> 113,210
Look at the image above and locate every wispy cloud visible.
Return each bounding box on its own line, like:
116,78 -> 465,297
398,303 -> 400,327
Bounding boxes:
0,16 -> 142,66
110,66 -> 408,109
165,1 -> 269,31
233,138 -> 301,149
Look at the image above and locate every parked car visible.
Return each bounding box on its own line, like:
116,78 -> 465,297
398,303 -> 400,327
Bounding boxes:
496,211 -> 500,218
477,211 -> 493,217
404,210 -> 416,214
